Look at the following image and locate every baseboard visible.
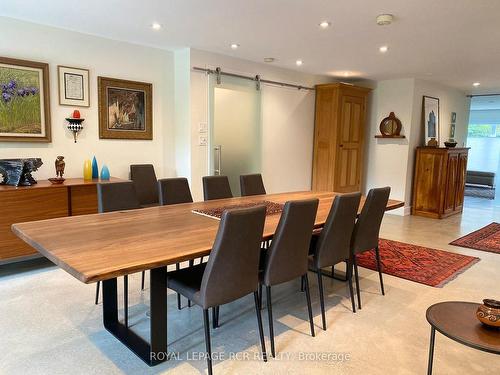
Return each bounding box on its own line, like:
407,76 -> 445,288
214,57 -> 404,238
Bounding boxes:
387,205 -> 412,216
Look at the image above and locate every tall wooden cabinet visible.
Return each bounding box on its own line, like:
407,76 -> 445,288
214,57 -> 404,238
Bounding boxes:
412,147 -> 469,219
312,83 -> 371,192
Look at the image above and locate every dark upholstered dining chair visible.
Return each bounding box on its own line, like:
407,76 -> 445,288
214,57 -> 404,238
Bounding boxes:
351,187 -> 391,310
95,182 -> 142,327
130,164 -> 159,208
240,173 -> 266,196
158,177 -> 195,309
158,177 -> 193,206
202,175 -> 233,201
259,199 -> 319,357
167,206 -> 268,375
309,192 -> 361,330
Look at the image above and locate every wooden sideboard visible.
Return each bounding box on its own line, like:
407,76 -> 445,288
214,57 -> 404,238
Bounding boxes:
412,147 -> 469,219
312,83 -> 371,193
0,178 -> 122,263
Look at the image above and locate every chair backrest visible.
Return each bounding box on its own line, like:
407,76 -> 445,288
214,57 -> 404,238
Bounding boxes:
240,174 -> 266,196
351,187 -> 391,254
262,199 -> 319,286
158,178 -> 193,205
312,193 -> 361,269
202,175 -> 233,201
199,205 -> 266,308
97,181 -> 141,213
130,164 -> 158,206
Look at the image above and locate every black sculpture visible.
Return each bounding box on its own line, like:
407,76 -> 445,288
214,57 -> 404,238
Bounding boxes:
0,158 -> 43,186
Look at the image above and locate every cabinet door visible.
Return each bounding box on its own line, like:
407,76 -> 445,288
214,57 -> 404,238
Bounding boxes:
454,152 -> 468,211
444,153 -> 459,214
312,87 -> 336,191
335,94 -> 364,192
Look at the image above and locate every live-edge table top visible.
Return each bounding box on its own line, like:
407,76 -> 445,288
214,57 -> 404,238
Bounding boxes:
12,191 -> 404,284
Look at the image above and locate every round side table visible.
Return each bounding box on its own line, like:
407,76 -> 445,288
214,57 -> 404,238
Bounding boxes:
426,301 -> 500,374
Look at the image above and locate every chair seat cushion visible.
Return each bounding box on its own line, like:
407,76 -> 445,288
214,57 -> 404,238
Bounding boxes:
167,263 -> 207,306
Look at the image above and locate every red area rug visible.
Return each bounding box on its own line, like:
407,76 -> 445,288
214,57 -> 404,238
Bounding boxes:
449,223 -> 500,254
356,239 -> 480,287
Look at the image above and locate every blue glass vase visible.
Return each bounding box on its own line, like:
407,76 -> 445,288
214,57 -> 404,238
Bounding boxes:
100,165 -> 110,181
91,156 -> 99,179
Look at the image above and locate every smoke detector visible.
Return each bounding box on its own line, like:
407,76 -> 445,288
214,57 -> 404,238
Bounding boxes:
376,14 -> 394,26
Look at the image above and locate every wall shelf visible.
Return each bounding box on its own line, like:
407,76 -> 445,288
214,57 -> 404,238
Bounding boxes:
374,135 -> 406,139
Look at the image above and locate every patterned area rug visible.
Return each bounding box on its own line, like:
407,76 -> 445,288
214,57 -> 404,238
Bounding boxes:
356,239 -> 480,287
450,223 -> 500,254
464,186 -> 496,200
192,200 -> 284,220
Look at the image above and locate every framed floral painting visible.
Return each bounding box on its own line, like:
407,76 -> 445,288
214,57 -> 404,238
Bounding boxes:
0,57 -> 51,142
98,76 -> 152,140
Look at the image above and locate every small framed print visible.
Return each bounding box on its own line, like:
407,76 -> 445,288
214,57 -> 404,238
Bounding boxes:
58,66 -> 90,107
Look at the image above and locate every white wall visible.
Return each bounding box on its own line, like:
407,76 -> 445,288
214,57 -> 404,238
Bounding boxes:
188,49 -> 331,200
0,17 -> 175,180
364,78 -> 470,215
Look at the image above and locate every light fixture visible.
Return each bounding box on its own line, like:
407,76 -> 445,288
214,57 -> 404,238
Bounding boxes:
343,71 -> 350,77
379,45 -> 389,53
151,22 -> 162,30
264,57 -> 275,63
296,60 -> 303,66
319,21 -> 331,29
230,43 -> 240,50
473,82 -> 481,87
376,14 -> 394,26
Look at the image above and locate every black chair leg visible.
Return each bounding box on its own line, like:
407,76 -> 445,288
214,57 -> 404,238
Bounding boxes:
375,246 -> 385,296
212,306 -> 219,329
175,263 -> 182,310
202,309 -> 213,375
347,259 -> 356,313
331,265 -> 335,278
258,283 -> 263,310
353,255 -> 362,310
95,281 -> 100,305
187,259 -> 193,308
124,275 -> 128,327
303,274 -> 315,337
300,276 -> 305,292
317,271 -> 326,330
266,286 -> 275,357
253,291 -> 267,362
141,271 -> 145,291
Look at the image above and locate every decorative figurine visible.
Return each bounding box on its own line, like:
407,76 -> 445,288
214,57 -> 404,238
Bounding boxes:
0,158 -> 43,186
83,159 -> 92,180
49,156 -> 66,185
91,156 -> 99,179
100,165 -> 110,181
66,110 -> 85,143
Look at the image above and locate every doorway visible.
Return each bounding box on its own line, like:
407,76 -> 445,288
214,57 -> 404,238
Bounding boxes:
208,75 -> 262,196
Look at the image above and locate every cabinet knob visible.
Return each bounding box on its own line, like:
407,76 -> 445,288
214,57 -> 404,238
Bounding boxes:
339,144 -> 343,148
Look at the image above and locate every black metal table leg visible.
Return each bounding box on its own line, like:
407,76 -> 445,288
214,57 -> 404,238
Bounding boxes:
102,266 -> 168,366
427,327 -> 436,375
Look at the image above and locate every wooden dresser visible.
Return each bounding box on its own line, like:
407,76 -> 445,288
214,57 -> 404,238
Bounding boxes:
0,178 -> 122,263
312,83 -> 371,193
412,147 -> 469,219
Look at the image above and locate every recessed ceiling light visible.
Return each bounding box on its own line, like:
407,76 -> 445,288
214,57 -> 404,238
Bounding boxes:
376,14 -> 394,26
296,60 -> 303,66
230,43 -> 240,50
264,57 -> 275,63
379,45 -> 389,53
473,82 -> 481,87
319,21 -> 331,29
151,23 -> 162,30
343,72 -> 350,77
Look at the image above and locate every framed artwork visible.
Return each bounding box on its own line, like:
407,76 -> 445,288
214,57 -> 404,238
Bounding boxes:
422,96 -> 440,145
58,66 -> 90,107
98,76 -> 152,140
0,56 -> 51,142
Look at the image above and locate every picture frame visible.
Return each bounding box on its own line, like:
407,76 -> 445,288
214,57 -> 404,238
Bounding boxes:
98,76 -> 152,140
58,66 -> 90,107
0,56 -> 51,142
422,96 -> 440,146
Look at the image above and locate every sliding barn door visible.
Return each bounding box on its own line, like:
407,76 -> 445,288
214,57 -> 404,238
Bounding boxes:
335,95 -> 365,192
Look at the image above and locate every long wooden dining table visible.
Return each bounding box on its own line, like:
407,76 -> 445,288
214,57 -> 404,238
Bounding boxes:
12,191 -> 403,366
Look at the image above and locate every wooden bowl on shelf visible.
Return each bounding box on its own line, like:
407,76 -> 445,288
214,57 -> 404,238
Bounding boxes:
48,178 -> 65,185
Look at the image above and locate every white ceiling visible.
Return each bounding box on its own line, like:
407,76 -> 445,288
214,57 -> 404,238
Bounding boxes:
1,0 -> 500,93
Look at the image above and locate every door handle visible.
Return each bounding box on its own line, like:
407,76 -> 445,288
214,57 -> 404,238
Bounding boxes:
214,145 -> 222,175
